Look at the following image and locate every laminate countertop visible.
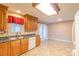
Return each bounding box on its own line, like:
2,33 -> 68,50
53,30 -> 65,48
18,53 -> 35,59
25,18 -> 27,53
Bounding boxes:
0,34 -> 36,43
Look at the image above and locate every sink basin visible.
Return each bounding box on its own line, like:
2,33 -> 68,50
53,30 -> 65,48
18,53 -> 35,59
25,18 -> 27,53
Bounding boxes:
18,36 -> 24,39
9,37 -> 17,40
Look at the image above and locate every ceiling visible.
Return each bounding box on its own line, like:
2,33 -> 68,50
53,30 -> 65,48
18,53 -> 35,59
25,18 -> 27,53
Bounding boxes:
2,3 -> 79,24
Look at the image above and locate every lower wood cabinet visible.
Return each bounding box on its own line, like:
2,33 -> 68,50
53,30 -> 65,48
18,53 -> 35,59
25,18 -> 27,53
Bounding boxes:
10,39 -> 20,56
0,41 -> 10,56
0,36 -> 40,56
20,38 -> 28,54
36,35 -> 40,47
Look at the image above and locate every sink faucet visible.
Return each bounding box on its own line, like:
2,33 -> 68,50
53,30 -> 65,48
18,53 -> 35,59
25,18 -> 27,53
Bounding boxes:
16,32 -> 19,38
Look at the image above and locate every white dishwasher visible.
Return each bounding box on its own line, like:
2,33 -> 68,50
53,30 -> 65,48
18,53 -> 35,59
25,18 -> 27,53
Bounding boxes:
28,37 -> 36,50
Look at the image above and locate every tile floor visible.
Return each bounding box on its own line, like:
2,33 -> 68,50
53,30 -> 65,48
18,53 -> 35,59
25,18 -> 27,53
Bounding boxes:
21,40 -> 73,56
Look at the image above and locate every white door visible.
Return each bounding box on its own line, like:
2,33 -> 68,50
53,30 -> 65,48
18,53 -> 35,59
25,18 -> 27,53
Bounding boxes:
38,23 -> 48,41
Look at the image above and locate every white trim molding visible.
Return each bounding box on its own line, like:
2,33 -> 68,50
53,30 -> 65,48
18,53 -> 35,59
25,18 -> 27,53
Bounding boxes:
48,38 -> 72,43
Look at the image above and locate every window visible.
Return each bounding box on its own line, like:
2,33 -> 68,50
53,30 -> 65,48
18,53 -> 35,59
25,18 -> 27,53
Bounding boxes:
38,23 -> 48,40
10,23 -> 22,32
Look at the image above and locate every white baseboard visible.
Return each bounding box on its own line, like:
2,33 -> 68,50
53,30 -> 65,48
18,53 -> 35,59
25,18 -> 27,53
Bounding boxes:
48,38 -> 72,43
40,38 -> 48,40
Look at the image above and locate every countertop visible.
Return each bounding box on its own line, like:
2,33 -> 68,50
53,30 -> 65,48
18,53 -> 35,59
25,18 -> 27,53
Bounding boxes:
0,34 -> 36,43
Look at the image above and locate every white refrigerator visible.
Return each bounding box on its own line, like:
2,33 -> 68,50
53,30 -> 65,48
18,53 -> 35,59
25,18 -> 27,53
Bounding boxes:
74,10 -> 79,55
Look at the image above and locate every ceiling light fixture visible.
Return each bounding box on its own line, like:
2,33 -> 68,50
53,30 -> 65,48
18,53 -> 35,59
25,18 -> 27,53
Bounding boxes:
16,10 -> 21,13
32,3 -> 60,16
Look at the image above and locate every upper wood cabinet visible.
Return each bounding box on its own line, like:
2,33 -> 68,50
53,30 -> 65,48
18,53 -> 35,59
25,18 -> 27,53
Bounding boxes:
0,41 -> 10,56
0,4 -> 8,33
24,14 -> 38,32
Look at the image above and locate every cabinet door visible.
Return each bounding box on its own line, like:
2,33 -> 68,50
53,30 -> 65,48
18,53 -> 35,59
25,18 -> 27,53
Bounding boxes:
29,19 -> 32,31
0,10 -> 6,31
27,19 -> 30,32
25,19 -> 28,31
34,20 -> 36,31
36,35 -> 40,47
35,21 -> 38,30
0,10 -> 3,31
7,42 -> 11,56
32,20 -> 37,31
20,38 -> 28,54
30,19 -> 32,31
32,20 -> 35,31
24,14 -> 38,32
0,5 -> 8,32
2,10 -> 7,31
10,40 -> 20,56
0,42 -> 10,56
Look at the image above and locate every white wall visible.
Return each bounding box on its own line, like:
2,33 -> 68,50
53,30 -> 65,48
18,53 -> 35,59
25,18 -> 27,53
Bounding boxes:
48,21 -> 73,43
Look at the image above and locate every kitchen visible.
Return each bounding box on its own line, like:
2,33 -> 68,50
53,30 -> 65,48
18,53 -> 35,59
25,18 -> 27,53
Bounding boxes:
0,4 -> 40,56
0,3 -> 78,56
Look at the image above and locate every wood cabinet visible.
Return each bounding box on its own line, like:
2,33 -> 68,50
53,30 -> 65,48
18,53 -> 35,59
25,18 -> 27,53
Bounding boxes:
28,19 -> 31,31
34,20 -> 38,30
36,35 -> 40,47
10,39 -> 20,56
20,38 -> 28,54
0,4 -> 8,32
0,41 -> 10,56
24,14 -> 38,32
0,36 -> 40,56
